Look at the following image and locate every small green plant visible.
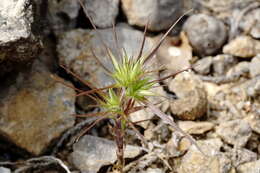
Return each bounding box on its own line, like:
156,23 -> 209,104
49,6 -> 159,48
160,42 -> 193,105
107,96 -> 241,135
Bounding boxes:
58,1 -> 204,172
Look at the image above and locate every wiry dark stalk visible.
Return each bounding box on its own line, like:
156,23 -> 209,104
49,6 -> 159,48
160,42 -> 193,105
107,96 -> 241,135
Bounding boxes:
76,84 -> 114,97
74,115 -> 109,143
59,64 -> 97,90
90,47 -> 112,74
114,118 -> 125,173
51,74 -> 84,92
77,0 -> 116,63
144,9 -> 193,64
149,66 -> 193,84
125,116 -> 148,147
136,20 -> 149,60
112,21 -> 123,59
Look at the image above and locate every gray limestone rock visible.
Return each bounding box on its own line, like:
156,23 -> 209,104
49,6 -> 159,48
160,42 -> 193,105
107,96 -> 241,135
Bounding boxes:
70,135 -> 142,173
193,56 -> 213,75
240,8 -> 260,39
183,14 -> 227,56
212,54 -> 237,76
229,148 -> 257,167
122,0 -> 183,31
82,0 -> 119,28
47,0 -> 80,34
57,24 -> 155,89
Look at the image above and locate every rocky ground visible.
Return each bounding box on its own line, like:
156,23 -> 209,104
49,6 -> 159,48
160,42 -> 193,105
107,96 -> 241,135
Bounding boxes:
0,0 -> 260,173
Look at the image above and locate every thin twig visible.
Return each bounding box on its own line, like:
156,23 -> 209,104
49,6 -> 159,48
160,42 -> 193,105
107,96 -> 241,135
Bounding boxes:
144,9 -> 193,64
144,100 -> 206,156
136,20 -> 149,60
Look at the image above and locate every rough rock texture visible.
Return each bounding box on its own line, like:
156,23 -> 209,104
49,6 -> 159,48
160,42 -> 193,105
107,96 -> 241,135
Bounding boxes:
223,36 -> 260,58
82,0 -> 119,28
193,56 -> 213,75
249,55 -> 260,78
47,0 -> 80,34
237,159 -> 260,173
178,150 -> 220,173
0,0 -> 41,77
177,121 -> 214,135
244,112 -> 260,134
244,76 -> 260,98
212,54 -> 237,75
121,0 -> 183,31
183,14 -> 227,56
178,138 -> 232,173
216,120 -> 252,147
229,148 -> 257,167
70,135 -> 142,173
166,133 -> 191,156
0,61 -> 75,155
240,8 -> 260,39
169,72 -> 208,120
57,24 -> 155,89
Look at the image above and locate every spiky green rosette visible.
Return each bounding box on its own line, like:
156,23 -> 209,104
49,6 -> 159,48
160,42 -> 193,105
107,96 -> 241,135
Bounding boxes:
109,50 -> 154,102
101,88 -> 122,114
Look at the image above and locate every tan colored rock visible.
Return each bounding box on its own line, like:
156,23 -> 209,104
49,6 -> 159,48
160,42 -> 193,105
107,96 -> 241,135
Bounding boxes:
216,120 -> 252,147
237,160 -> 260,173
177,121 -> 214,135
169,72 -> 207,120
166,133 -> 191,156
156,32 -> 192,74
0,62 -> 75,155
249,55 -> 260,78
223,36 -> 260,58
178,151 -> 220,173
178,138 -> 232,173
244,113 -> 260,134
193,56 -> 213,75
